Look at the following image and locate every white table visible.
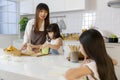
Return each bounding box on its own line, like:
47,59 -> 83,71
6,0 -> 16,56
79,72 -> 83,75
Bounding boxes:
0,48 -> 81,80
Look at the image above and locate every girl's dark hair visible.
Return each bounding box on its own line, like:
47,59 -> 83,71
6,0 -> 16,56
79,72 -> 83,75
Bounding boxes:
79,29 -> 117,80
34,3 -> 50,32
46,23 -> 62,40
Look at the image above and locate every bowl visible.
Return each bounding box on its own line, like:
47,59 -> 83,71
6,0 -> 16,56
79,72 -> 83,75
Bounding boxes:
108,38 -> 118,43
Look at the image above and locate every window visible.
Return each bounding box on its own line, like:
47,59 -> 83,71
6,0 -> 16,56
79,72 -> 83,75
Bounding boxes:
82,12 -> 96,30
0,0 -> 19,34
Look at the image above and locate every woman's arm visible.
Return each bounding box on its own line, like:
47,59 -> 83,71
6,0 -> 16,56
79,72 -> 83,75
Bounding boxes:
65,66 -> 92,80
23,19 -> 34,44
22,19 -> 34,50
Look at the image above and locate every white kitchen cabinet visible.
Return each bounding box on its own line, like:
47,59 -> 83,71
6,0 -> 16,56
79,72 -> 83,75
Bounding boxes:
33,0 -> 65,12
105,43 -> 120,59
33,0 -> 48,13
20,0 -> 34,15
65,0 -> 85,11
105,43 -> 120,79
48,0 -> 65,12
20,0 -> 86,14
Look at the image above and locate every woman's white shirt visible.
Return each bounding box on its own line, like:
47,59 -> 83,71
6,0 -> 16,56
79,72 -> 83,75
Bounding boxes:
23,19 -> 44,44
84,60 -> 100,80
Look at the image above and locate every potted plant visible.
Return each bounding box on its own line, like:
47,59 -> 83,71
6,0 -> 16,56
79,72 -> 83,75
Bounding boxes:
19,17 -> 29,38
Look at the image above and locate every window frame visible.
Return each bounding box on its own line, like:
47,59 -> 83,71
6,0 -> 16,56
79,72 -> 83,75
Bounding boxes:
0,0 -> 19,35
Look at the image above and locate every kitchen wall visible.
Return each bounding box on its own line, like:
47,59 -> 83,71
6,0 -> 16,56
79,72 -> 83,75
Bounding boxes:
50,11 -> 83,33
96,0 -> 120,37
20,0 -> 96,34
0,35 -> 19,48
50,0 -> 120,37
1,0 -> 120,48
49,0 -> 96,34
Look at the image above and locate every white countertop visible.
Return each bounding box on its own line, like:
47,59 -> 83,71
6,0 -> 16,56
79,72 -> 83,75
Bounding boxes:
1,41 -> 120,80
0,48 -> 82,80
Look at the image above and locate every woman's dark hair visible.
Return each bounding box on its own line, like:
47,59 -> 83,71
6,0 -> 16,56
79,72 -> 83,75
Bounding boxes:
46,23 -> 62,40
34,3 -> 50,32
79,29 -> 117,80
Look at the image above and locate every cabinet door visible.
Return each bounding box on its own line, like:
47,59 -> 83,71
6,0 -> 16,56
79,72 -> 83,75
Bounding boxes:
65,0 -> 85,11
48,0 -> 65,12
105,43 -> 120,79
33,0 -> 65,13
20,0 -> 34,15
106,43 -> 120,58
33,0 -> 48,13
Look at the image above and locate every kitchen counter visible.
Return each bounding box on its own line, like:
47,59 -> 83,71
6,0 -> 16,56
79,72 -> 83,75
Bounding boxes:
3,40 -> 120,80
0,48 -> 82,80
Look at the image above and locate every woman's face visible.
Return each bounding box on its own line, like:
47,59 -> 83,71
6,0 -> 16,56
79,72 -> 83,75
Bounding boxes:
39,9 -> 48,20
48,32 -> 54,39
79,44 -> 88,58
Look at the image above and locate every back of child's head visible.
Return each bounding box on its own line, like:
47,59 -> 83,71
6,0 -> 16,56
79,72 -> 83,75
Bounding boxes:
46,23 -> 62,39
79,29 -> 105,59
79,29 -> 117,80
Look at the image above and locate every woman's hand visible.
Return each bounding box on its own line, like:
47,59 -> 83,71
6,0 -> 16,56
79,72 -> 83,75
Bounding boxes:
21,43 -> 27,50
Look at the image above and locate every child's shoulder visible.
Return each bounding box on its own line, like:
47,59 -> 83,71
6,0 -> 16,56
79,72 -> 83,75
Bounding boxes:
55,38 -> 63,42
56,37 -> 63,40
83,59 -> 96,67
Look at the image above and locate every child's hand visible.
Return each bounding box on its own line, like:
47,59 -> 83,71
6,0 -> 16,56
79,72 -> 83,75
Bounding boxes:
42,43 -> 48,48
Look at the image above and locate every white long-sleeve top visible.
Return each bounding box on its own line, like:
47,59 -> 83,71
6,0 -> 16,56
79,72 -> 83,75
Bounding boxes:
23,19 -> 44,44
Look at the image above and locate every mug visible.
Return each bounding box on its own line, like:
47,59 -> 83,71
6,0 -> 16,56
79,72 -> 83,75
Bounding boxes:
70,51 -> 79,63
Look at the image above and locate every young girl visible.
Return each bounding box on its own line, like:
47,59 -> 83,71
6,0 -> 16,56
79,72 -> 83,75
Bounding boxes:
65,29 -> 117,80
42,23 -> 63,55
30,23 -> 63,54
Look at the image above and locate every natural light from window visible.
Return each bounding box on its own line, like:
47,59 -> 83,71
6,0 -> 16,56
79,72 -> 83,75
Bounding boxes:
0,0 -> 19,34
82,12 -> 96,30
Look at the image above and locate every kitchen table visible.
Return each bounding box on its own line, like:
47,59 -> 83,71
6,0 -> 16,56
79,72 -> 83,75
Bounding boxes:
0,48 -> 83,80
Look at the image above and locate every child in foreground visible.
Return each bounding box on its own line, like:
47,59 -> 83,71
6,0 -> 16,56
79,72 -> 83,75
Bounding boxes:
65,29 -> 117,80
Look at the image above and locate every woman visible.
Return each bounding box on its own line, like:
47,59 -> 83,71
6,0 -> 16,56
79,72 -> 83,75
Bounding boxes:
21,3 -> 50,52
65,29 -> 117,80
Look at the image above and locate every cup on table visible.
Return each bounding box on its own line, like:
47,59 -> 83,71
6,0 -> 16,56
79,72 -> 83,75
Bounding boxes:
70,51 -> 79,63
